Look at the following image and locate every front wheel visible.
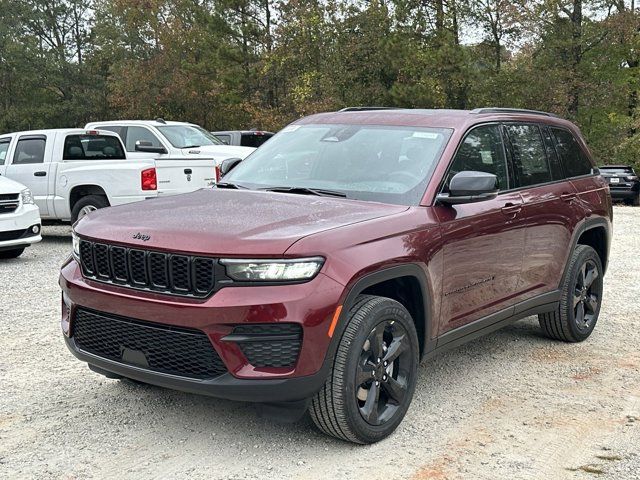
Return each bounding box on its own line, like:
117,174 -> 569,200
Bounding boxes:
310,295 -> 419,444
633,192 -> 640,207
539,245 -> 604,342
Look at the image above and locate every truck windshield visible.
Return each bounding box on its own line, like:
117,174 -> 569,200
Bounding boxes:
156,125 -> 224,148
224,124 -> 452,206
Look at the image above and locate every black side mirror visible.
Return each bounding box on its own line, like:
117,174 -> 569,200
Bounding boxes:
135,141 -> 167,154
436,171 -> 499,205
220,157 -> 243,177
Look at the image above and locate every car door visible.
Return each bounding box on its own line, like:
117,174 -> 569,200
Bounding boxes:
0,136 -> 12,176
504,123 -> 583,301
434,124 -> 526,336
4,133 -> 53,216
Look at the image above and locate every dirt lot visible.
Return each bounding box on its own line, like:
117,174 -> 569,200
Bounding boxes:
1,206 -> 639,480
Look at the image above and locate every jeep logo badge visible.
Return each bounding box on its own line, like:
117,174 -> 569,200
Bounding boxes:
132,232 -> 151,242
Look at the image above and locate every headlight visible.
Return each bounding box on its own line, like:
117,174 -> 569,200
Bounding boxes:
72,231 -> 80,260
220,257 -> 324,282
20,188 -> 34,205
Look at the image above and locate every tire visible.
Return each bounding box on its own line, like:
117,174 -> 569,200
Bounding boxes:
310,295 -> 419,444
633,192 -> 640,207
539,245 -> 604,342
0,248 -> 25,259
71,195 -> 109,223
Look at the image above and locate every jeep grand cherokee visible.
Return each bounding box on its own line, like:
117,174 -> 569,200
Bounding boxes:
60,107 -> 612,444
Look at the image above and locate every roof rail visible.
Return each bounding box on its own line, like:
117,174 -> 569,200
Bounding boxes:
339,106 -> 403,112
471,107 -> 559,118
155,117 -> 167,124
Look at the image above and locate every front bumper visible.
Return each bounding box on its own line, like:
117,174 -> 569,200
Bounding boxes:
0,203 -> 42,250
59,258 -> 345,402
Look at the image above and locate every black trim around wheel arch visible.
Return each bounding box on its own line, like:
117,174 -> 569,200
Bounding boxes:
431,290 -> 561,356
64,336 -> 329,403
325,264 -> 435,363
560,217 -> 611,286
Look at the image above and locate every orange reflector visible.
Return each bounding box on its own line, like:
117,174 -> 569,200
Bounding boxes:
328,305 -> 343,338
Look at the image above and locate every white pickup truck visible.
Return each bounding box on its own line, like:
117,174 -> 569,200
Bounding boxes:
0,129 -> 217,223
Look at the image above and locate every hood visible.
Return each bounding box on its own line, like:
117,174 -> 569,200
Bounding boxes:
75,189 -> 409,256
181,145 -> 255,160
0,176 -> 27,194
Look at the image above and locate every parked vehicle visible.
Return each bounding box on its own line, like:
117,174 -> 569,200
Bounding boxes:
0,129 -> 217,223
0,176 -> 41,258
85,120 -> 255,176
599,165 -> 640,205
212,130 -> 275,148
61,108 -> 611,444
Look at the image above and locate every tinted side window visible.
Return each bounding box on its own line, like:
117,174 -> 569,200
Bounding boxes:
0,140 -> 10,165
241,134 -> 272,148
63,135 -> 126,160
447,125 -> 509,190
541,126 -> 565,180
125,126 -> 162,152
551,127 -> 593,177
13,137 -> 46,165
505,124 -> 552,187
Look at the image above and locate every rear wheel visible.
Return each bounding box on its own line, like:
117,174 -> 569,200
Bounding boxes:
310,295 -> 419,444
539,245 -> 603,342
0,248 -> 25,259
633,192 -> 640,206
71,195 -> 109,223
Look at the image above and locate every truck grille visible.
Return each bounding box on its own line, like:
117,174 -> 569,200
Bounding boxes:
73,308 -> 227,379
0,194 -> 19,214
79,240 -> 216,297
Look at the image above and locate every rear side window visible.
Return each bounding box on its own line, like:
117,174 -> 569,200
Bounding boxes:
125,126 -> 163,152
13,137 -> 45,165
551,127 -> 593,177
0,139 -> 10,165
94,126 -> 126,139
541,126 -> 565,180
241,133 -> 272,148
215,134 -> 231,145
63,135 -> 126,160
446,124 -> 509,190
505,124 -> 552,187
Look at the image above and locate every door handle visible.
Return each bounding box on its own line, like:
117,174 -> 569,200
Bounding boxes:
184,168 -> 192,175
34,171 -> 46,177
561,192 -> 576,202
501,203 -> 522,216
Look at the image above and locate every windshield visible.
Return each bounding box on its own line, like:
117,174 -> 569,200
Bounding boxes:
156,125 -> 224,148
225,124 -> 452,205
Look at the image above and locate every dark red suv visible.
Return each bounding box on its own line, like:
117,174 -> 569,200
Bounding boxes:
60,108 -> 612,444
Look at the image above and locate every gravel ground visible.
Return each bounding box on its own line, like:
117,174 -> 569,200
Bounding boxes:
1,206 -> 639,480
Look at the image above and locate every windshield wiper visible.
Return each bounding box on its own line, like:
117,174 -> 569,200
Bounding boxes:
216,182 -> 249,190
182,145 -> 201,149
262,186 -> 347,198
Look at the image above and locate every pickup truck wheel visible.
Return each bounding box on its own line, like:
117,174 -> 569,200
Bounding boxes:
539,245 -> 603,342
71,195 -> 109,223
0,248 -> 25,259
309,295 -> 419,444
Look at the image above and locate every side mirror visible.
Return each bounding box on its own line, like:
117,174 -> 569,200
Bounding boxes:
135,141 -> 167,154
220,157 -> 243,177
436,171 -> 499,205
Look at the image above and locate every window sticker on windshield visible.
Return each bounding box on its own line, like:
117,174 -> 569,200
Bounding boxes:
412,132 -> 440,139
480,151 -> 494,164
281,125 -> 301,133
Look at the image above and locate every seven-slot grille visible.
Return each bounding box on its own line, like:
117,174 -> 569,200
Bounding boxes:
0,193 -> 19,214
79,239 -> 215,297
73,308 -> 227,379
